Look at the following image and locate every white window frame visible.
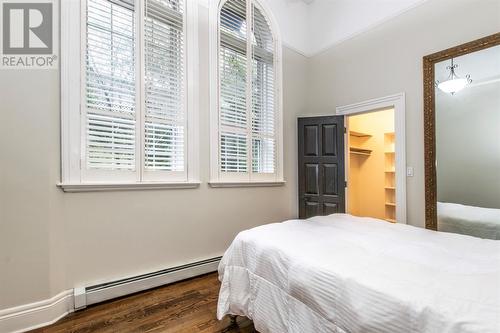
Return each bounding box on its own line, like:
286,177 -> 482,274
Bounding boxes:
59,0 -> 200,192
208,0 -> 284,187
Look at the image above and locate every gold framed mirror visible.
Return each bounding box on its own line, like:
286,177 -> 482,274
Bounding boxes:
423,33 -> 500,234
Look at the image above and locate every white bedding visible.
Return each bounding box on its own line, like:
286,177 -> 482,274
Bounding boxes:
438,202 -> 500,240
217,214 -> 500,333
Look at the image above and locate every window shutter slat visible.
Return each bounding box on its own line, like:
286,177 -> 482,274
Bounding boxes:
220,0 -> 247,41
219,47 -> 247,129
86,0 -> 136,171
251,4 -> 275,174
219,0 -> 248,173
144,0 -> 185,172
221,132 -> 247,172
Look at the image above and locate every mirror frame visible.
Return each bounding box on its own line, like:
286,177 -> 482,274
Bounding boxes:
423,32 -> 500,230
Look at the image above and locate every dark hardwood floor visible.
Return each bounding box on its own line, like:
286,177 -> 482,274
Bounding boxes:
30,273 -> 255,333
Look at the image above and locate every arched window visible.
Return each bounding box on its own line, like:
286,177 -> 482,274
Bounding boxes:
210,0 -> 283,185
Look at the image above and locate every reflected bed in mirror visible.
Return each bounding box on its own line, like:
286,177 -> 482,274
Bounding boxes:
424,33 -> 500,240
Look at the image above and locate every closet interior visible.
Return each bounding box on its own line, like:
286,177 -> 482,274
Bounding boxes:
347,108 -> 396,222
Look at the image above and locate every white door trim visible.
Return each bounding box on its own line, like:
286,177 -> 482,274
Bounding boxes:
336,93 -> 407,224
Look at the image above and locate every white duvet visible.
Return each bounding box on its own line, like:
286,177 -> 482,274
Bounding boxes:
217,214 -> 500,333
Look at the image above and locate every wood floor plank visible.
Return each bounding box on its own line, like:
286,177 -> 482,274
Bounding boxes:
29,273 -> 255,333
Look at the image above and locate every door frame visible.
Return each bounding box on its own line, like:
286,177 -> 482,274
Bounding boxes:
336,93 -> 407,224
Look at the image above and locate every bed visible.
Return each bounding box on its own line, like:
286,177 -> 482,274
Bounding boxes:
217,214 -> 500,333
438,202 -> 500,240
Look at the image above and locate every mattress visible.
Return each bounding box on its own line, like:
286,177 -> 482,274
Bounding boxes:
438,202 -> 500,240
217,214 -> 500,333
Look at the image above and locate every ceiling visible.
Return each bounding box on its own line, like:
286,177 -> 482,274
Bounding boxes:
267,0 -> 430,57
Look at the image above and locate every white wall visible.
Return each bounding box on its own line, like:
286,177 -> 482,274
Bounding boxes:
0,4 -> 309,310
0,69 -> 56,308
305,0 -> 428,56
306,0 -> 500,227
436,82 -> 500,209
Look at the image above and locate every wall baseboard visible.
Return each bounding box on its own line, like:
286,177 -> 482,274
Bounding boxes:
0,256 -> 221,332
0,290 -> 74,333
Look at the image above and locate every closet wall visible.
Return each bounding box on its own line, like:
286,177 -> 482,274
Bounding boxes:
348,109 -> 394,220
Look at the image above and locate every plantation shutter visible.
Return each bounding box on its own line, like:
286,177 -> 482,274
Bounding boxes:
144,0 -> 185,173
218,0 -> 276,177
251,4 -> 275,174
84,0 -> 187,182
219,0 -> 248,173
85,0 -> 137,172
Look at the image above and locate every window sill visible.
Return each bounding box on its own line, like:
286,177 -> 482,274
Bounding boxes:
208,180 -> 286,188
57,181 -> 201,193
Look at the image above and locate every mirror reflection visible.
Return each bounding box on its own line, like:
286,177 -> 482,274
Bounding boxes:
434,44 -> 500,240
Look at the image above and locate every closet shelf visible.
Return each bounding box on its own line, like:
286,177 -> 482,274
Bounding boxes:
384,131 -> 396,223
349,131 -> 372,138
350,147 -> 372,156
350,151 -> 371,156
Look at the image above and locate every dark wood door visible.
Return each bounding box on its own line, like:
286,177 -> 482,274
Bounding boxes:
298,116 -> 346,219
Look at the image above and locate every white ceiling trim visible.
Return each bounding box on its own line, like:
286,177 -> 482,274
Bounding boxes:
282,41 -> 310,58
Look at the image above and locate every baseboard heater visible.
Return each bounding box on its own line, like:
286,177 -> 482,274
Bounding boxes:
74,256 -> 221,310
